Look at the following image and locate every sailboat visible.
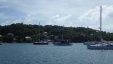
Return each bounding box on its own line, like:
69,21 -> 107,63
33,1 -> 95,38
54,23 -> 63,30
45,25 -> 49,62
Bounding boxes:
53,26 -> 72,46
33,22 -> 48,45
87,6 -> 113,50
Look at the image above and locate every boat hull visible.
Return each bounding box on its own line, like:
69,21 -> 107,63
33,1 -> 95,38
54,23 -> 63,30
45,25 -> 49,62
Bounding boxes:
53,43 -> 72,46
87,45 -> 113,50
33,42 -> 48,45
53,40 -> 72,46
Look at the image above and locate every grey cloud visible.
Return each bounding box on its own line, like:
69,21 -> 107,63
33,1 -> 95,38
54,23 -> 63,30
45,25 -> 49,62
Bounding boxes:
0,0 -> 113,32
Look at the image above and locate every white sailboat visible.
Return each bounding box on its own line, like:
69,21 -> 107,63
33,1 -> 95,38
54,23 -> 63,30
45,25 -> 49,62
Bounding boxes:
87,6 -> 113,50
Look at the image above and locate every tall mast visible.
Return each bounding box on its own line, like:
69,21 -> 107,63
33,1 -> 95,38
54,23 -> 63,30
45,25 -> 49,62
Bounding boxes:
100,6 -> 102,42
100,6 -> 102,32
39,22 -> 40,41
61,26 -> 64,40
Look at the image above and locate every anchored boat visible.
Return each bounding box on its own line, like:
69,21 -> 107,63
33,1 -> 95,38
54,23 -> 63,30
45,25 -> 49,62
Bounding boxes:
53,26 -> 72,46
33,22 -> 48,45
87,6 -> 113,50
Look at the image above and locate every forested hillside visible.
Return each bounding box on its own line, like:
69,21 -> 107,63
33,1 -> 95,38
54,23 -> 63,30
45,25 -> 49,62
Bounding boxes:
0,23 -> 113,43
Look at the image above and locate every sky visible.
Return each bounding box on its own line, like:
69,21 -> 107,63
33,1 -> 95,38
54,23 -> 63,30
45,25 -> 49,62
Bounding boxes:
0,0 -> 113,32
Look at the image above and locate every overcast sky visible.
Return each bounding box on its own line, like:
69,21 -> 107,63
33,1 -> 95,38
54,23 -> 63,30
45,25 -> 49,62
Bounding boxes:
0,0 -> 113,32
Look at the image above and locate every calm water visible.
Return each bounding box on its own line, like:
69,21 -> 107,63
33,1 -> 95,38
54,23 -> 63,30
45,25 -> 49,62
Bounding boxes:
0,43 -> 113,64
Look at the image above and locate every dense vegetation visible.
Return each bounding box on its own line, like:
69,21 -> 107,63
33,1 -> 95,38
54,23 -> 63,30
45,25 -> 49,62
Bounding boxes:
0,23 -> 113,43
